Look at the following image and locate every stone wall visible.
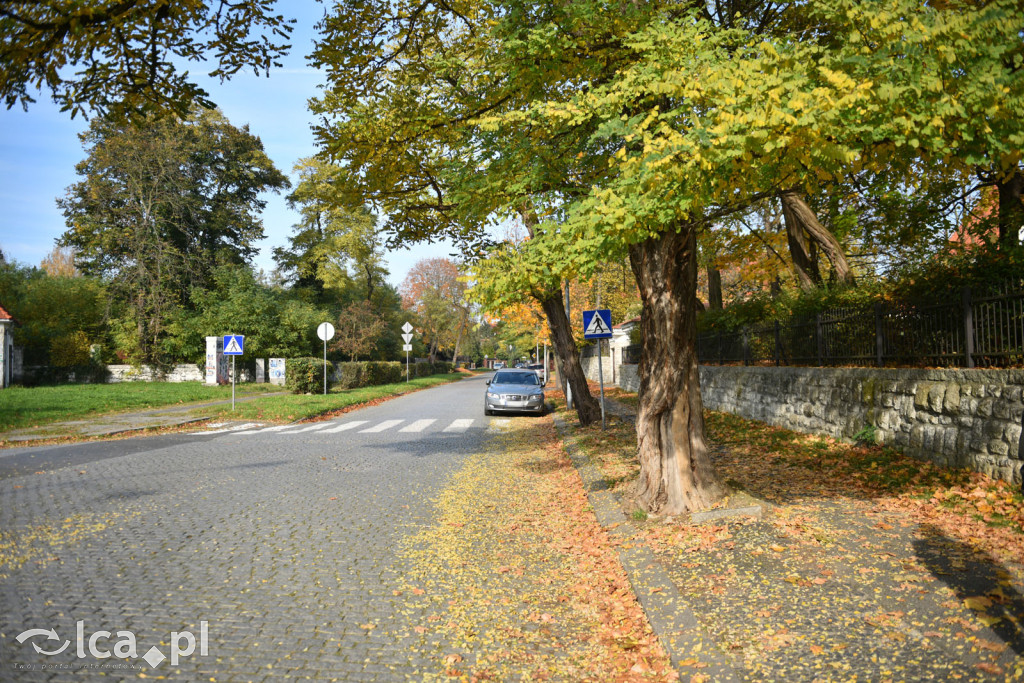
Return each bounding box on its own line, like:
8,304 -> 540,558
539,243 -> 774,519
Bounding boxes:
698,366 -> 1023,485
580,353 -> 615,384
619,363 -> 640,393
581,355 -> 1022,484
106,364 -> 206,382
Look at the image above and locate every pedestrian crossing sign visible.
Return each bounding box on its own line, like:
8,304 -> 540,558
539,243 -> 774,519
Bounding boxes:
223,334 -> 244,355
582,309 -> 613,339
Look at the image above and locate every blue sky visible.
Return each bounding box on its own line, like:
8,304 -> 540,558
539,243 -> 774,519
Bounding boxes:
0,1 -> 456,288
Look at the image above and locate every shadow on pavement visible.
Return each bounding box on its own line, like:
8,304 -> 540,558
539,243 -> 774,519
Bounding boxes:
914,522 -> 1024,657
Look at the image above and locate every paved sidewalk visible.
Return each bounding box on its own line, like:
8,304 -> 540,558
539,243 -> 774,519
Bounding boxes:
0,392 -> 285,443
557,398 -> 1024,682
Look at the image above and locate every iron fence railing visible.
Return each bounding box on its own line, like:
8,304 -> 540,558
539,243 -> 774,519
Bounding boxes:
612,282 -> 1023,369
693,282 -> 1024,368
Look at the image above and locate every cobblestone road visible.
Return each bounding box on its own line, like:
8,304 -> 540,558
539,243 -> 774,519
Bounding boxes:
0,378 -> 493,681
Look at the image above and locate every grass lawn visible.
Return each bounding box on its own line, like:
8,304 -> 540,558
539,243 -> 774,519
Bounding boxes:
203,373 -> 465,423
0,382 -> 280,432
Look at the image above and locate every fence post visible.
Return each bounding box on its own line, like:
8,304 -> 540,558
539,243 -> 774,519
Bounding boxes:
816,313 -> 824,366
774,320 -> 780,366
962,286 -> 975,369
742,327 -> 750,366
718,331 -> 724,366
874,302 -> 884,367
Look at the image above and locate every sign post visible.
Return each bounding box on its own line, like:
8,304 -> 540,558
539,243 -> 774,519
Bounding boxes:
223,334 -> 244,411
582,309 -> 613,429
402,322 -> 414,382
317,322 -> 335,395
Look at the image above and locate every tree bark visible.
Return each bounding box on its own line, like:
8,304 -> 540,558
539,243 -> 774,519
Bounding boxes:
629,225 -> 727,515
538,291 -> 602,426
780,190 -> 855,286
781,192 -> 821,290
997,168 -> 1024,248
707,267 -> 723,310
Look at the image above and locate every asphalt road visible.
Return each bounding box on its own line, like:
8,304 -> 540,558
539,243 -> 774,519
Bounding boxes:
0,374 -> 504,681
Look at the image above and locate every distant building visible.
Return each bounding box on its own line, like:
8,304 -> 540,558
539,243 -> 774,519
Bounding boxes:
0,302 -> 16,388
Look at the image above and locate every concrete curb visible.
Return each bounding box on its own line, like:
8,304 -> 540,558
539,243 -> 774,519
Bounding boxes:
552,411 -> 741,681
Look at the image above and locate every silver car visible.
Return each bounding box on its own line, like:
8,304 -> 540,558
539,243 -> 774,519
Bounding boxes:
484,370 -> 546,416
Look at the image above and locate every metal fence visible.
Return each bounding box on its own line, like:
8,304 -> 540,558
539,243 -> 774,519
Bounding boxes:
694,282 -> 1024,369
615,281 -> 1024,369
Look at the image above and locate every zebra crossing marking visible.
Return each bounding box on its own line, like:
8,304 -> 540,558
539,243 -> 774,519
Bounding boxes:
280,423 -> 332,434
320,420 -> 368,433
203,422 -> 261,434
399,419 -> 436,432
443,419 -> 474,433
359,419 -> 404,433
206,417 -> 478,436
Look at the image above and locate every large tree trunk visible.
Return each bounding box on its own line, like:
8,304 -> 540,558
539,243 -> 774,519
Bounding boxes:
781,195 -> 821,290
629,225 -> 727,515
538,291 -> 602,426
518,205 -> 601,425
997,168 -> 1024,248
707,266 -> 723,310
780,190 -> 855,287
452,314 -> 466,367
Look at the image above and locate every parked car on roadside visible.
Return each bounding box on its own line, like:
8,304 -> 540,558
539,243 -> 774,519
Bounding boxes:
525,363 -> 547,385
484,369 -> 546,416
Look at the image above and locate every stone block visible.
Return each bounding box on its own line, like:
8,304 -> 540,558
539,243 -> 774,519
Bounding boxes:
993,400 -> 1011,420
914,384 -> 931,410
928,383 -> 946,412
989,440 -> 1010,456
909,425 -> 924,449
941,428 -> 957,455
987,419 -> 1007,439
942,383 -> 960,414
1005,423 -> 1021,455
977,397 -> 994,418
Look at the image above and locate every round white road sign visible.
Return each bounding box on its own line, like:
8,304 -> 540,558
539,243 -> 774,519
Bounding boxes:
317,322 -> 335,341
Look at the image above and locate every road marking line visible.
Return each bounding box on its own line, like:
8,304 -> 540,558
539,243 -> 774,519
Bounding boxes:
400,419 -> 436,432
487,418 -> 511,432
279,423 -> 332,434
443,419 -> 474,432
204,423 -> 261,434
320,420 -> 368,433
360,419 -> 404,433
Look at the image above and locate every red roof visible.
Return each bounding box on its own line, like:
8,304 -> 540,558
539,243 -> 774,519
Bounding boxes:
0,302 -> 15,322
614,316 -> 641,330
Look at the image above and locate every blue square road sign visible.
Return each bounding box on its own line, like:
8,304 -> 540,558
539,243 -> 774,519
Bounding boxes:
582,309 -> 613,339
223,335 -> 244,355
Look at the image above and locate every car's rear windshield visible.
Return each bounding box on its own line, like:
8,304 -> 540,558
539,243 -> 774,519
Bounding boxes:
493,371 -> 539,385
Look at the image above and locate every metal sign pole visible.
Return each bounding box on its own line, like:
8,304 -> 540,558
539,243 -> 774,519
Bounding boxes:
406,349 -> 409,382
565,280 -> 573,410
598,339 -> 606,430
323,336 -> 327,395
231,355 -> 236,412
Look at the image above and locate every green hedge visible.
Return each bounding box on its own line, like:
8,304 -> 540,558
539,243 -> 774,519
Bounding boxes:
286,357 -> 335,394
332,360 -> 454,389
